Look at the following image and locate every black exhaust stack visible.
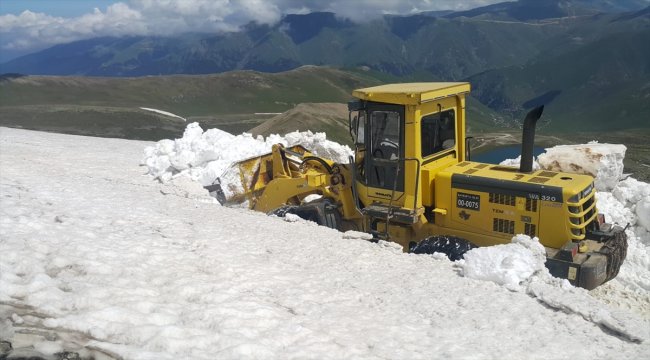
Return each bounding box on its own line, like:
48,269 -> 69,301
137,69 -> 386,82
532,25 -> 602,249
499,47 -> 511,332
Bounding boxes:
520,105 -> 544,173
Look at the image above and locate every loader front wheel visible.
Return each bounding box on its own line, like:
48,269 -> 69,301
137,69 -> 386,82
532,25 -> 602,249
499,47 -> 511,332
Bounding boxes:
268,199 -> 341,230
411,235 -> 476,261
269,205 -> 299,218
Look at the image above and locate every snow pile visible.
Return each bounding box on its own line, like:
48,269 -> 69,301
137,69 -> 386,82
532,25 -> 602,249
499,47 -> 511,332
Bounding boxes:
140,107 -> 186,122
526,279 -> 649,343
537,142 -> 627,191
498,143 -> 626,191
596,178 -> 650,294
142,122 -> 352,187
461,235 -> 549,291
498,155 -> 540,170
460,234 -> 648,342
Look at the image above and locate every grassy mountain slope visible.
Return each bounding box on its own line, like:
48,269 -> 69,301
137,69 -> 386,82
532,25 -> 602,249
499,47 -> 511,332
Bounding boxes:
448,0 -> 649,21
469,26 -> 650,131
0,67 -> 381,140
249,103 -> 351,145
0,12 -> 568,80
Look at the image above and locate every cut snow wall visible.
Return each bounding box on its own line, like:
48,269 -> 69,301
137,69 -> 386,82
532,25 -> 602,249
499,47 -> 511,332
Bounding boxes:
537,143 -> 626,191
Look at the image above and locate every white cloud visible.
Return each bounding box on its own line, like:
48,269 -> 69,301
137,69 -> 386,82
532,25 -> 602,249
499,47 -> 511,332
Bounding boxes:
0,0 -> 501,56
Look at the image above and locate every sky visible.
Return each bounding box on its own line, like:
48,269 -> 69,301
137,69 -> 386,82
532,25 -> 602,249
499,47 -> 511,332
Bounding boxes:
0,0 -> 504,62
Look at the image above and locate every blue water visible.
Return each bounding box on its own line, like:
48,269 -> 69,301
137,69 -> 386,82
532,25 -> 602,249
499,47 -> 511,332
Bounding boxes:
472,145 -> 545,164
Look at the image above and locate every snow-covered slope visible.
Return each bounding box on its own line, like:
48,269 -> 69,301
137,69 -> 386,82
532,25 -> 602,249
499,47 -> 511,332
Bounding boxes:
1,127 -> 649,359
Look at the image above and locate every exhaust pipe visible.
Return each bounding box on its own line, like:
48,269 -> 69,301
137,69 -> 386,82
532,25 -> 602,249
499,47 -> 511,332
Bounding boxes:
520,105 -> 544,173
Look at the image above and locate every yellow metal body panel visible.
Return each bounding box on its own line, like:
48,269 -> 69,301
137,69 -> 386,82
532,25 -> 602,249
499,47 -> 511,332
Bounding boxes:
353,82 -> 470,105
430,162 -> 596,249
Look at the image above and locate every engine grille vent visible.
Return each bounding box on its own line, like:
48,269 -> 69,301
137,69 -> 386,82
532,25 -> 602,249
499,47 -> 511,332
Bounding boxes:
474,164 -> 489,169
566,183 -> 598,239
525,198 -> 538,212
493,218 -> 515,234
524,223 -> 537,237
464,168 -> 478,174
458,162 -> 471,167
528,177 -> 549,184
489,193 -> 516,206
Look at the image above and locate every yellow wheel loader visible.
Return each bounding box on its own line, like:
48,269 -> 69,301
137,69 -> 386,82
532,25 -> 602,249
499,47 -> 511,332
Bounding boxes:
206,83 -> 627,290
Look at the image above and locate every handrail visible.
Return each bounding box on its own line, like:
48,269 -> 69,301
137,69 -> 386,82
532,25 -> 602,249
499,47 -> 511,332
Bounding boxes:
348,155 -> 363,216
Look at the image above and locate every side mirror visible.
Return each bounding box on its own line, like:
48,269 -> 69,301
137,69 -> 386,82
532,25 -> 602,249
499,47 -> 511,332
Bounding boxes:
350,115 -> 358,141
465,136 -> 474,160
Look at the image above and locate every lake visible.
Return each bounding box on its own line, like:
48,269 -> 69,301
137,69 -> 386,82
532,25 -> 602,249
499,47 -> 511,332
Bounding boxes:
471,145 -> 546,164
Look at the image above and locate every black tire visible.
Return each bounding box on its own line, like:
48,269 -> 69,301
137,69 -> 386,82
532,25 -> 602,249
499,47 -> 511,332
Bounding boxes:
268,199 -> 341,230
600,227 -> 628,282
269,205 -> 299,218
411,235 -> 477,261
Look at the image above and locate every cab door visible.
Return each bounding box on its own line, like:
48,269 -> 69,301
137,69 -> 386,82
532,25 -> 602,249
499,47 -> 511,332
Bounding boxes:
365,102 -> 405,201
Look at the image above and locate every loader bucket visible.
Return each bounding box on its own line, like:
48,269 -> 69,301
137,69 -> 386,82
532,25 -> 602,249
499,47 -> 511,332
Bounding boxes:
204,145 -> 310,206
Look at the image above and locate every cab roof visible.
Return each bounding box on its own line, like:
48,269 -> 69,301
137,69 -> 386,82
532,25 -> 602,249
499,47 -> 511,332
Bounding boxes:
352,82 -> 470,105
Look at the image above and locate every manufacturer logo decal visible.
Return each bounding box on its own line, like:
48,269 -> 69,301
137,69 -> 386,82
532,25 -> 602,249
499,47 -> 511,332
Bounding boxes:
457,192 -> 480,211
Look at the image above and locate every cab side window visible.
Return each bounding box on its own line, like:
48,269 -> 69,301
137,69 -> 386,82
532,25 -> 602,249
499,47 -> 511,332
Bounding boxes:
368,110 -> 402,190
371,111 -> 400,161
421,109 -> 455,158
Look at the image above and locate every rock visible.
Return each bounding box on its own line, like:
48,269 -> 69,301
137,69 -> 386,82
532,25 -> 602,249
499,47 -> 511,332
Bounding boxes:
0,340 -> 13,355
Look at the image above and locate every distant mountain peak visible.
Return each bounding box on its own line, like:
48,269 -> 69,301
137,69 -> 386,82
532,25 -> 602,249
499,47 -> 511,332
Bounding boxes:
446,0 -> 650,21
279,12 -> 353,44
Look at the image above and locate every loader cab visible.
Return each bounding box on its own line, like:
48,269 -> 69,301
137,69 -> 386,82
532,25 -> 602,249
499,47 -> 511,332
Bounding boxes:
350,101 -> 405,193
349,82 -> 470,212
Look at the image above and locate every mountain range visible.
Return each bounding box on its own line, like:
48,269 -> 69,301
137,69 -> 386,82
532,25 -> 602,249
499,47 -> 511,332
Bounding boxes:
1,0 -> 649,133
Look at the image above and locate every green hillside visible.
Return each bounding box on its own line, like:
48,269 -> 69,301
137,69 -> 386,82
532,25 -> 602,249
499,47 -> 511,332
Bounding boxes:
249,103 -> 351,145
0,67 -> 381,140
469,27 -> 650,132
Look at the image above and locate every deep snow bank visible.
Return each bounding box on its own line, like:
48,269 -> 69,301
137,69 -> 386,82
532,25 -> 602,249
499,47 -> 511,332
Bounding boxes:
7,128 -> 650,359
461,235 -> 548,291
1,128 -> 649,359
538,142 -> 627,191
596,178 -> 650,293
142,123 -> 352,186
460,235 -> 648,342
499,143 -> 627,191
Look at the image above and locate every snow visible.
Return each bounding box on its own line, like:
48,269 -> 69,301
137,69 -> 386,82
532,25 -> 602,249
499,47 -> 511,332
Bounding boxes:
462,234 -> 648,342
499,155 -> 540,170
140,107 -> 187,122
1,127 -> 649,359
461,235 -> 548,291
593,179 -> 650,305
499,143 -> 626,192
141,122 -> 352,188
537,142 -> 627,191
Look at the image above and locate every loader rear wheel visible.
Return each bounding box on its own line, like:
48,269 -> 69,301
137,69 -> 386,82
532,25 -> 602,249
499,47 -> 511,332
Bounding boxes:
411,235 -> 476,261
